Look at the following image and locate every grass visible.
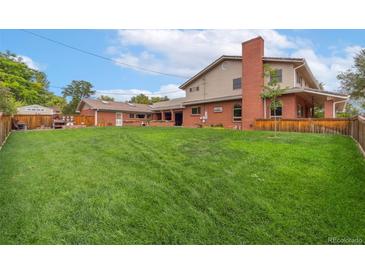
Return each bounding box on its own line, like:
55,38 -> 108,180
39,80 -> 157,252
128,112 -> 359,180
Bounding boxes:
0,127 -> 364,244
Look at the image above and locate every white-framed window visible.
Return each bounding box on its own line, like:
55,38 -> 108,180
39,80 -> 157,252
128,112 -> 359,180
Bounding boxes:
296,71 -> 302,85
129,113 -> 135,119
191,106 -> 201,115
270,69 -> 283,83
233,104 -> 242,121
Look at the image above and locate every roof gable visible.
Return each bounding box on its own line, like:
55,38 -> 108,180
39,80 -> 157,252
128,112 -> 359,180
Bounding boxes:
179,56 -> 241,89
179,55 -> 320,90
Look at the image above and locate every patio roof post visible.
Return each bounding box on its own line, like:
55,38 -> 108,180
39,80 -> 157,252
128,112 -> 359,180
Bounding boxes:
324,99 -> 334,118
161,111 -> 165,121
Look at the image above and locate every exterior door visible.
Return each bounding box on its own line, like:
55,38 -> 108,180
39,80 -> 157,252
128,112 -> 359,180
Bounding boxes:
116,112 -> 123,126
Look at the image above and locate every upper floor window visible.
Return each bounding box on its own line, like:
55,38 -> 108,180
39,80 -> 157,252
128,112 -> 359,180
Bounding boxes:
296,71 -> 302,85
189,86 -> 200,92
233,78 -> 241,90
233,104 -> 242,121
270,69 -> 282,83
191,106 -> 201,115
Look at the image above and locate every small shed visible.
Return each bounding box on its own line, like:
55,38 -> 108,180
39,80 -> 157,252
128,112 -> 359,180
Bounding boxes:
17,105 -> 55,115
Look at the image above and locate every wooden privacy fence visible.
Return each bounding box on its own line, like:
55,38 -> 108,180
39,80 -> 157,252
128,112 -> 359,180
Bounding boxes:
13,115 -> 95,129
72,115 -> 94,126
349,116 -> 365,153
255,116 -> 365,154
0,114 -> 12,148
255,118 -> 352,135
14,114 -> 53,129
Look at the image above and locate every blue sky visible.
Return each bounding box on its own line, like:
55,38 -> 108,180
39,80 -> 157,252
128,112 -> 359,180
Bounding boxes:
1,29 -> 364,101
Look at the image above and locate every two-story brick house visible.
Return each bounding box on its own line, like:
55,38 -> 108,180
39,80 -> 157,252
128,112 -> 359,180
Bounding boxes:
77,36 -> 349,129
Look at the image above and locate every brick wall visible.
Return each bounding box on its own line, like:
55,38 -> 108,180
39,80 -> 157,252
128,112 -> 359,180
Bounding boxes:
242,37 -> 265,130
281,94 -> 297,119
149,120 -> 175,127
324,99 -> 334,118
183,106 -> 201,127
97,111 -> 116,126
183,100 -> 242,129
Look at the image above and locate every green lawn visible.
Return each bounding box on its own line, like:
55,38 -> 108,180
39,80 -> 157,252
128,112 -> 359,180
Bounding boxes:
0,127 -> 364,244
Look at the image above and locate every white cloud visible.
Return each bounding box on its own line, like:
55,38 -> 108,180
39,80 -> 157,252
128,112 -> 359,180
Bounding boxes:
94,84 -> 184,102
112,29 -> 297,77
291,45 -> 361,90
17,55 -> 41,70
108,29 -> 363,91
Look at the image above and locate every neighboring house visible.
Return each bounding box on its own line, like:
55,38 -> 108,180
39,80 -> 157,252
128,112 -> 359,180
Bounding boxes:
77,36 -> 349,129
17,105 -> 55,115
77,99 -> 153,126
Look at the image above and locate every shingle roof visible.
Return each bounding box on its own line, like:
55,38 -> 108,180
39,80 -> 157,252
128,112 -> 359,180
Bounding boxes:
79,98 -> 153,113
151,97 -> 186,110
183,95 -> 242,105
285,87 -> 349,99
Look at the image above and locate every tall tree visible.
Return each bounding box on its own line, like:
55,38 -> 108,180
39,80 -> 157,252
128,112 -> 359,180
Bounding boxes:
0,51 -> 64,107
98,95 -> 114,101
129,93 -> 169,104
150,96 -> 169,104
129,93 -> 150,104
0,85 -> 17,115
261,65 -> 289,136
337,48 -> 365,110
44,94 -> 67,110
0,51 -> 47,104
62,80 -> 95,114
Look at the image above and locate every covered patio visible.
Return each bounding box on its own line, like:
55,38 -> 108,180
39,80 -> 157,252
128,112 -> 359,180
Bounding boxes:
150,97 -> 186,126
264,88 -> 349,119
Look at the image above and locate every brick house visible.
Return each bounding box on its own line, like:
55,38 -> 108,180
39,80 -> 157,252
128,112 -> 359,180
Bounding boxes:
77,99 -> 153,126
77,36 -> 349,129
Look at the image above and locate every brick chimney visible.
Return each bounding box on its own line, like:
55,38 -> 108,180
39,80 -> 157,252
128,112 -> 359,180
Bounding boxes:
242,36 -> 264,130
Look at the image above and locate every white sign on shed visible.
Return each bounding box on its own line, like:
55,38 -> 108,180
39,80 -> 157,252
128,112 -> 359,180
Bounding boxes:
17,105 -> 54,115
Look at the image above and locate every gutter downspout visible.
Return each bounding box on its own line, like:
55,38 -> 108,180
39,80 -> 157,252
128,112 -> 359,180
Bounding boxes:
202,77 -> 207,124
263,98 -> 267,119
95,109 -> 98,126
